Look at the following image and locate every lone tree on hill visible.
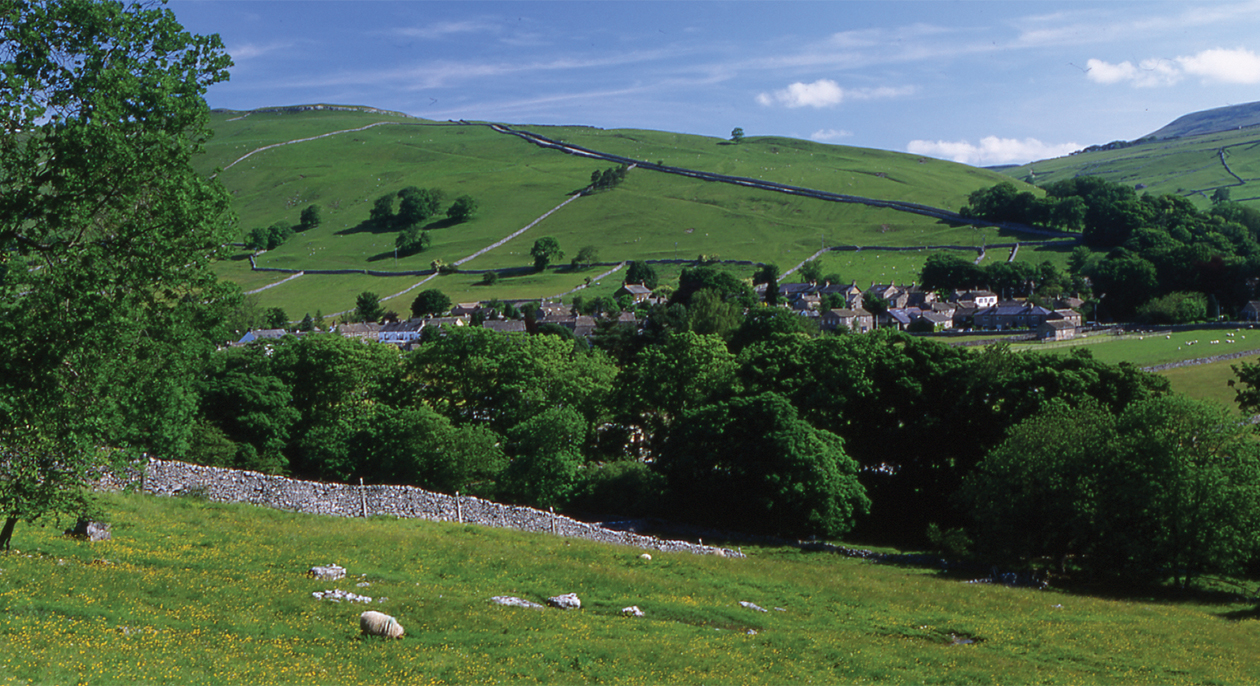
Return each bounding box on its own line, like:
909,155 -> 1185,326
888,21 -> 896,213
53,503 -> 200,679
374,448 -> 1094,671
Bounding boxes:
299,204 -> 321,231
730,127 -> 745,144
446,195 -> 478,223
0,0 -> 234,550
531,237 -> 563,272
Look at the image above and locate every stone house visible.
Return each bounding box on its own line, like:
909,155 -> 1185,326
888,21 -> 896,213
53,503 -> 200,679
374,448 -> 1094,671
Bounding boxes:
821,307 -> 874,333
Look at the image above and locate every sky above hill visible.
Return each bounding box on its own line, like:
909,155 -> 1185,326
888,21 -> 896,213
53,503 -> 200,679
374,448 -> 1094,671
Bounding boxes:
168,0 -> 1260,167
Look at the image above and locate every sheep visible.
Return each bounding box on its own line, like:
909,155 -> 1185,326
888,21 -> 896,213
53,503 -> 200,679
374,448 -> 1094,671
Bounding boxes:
360,610 -> 404,639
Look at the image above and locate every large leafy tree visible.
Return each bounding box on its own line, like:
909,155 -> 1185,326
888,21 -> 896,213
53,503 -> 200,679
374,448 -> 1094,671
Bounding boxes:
0,0 -> 234,549
960,396 -> 1260,586
656,392 -> 869,537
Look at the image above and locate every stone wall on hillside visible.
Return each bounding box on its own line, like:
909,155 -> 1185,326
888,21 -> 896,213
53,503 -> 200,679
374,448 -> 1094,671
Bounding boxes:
132,459 -> 743,558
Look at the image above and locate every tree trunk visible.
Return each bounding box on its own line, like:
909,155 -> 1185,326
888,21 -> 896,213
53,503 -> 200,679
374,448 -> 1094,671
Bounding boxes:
0,516 -> 17,551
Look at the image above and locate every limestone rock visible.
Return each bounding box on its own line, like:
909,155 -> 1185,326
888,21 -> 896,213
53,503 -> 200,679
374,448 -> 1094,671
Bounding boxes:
621,605 -> 645,617
547,593 -> 581,610
65,519 -> 111,542
308,564 -> 346,581
312,589 -> 372,603
490,596 -> 544,609
739,601 -> 768,612
638,553 -> 652,561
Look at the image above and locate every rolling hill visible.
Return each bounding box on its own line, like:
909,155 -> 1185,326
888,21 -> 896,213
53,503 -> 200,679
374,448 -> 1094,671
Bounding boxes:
204,106 -> 1063,320
1005,101 -> 1260,208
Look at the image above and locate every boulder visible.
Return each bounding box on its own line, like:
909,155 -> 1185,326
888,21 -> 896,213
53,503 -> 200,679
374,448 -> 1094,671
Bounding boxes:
621,605 -> 645,617
547,593 -> 581,610
638,553 -> 652,561
308,564 -> 346,580
490,596 -> 543,609
64,519 -> 111,542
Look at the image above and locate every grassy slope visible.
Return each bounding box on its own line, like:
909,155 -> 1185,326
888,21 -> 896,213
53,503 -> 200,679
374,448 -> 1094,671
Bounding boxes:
1004,127 -> 1260,207
2,492 -> 1257,685
202,108 -> 1049,316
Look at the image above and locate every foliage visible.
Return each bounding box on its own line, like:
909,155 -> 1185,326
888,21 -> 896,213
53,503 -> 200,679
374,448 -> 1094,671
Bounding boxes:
588,164 -> 628,192
672,265 -> 757,307
481,271 -> 500,286
571,245 -> 600,268
410,289 -> 452,318
445,194 -> 478,223
1134,291 -> 1207,324
498,406 -> 586,508
798,259 -> 823,284
687,288 -> 742,337
657,392 -> 869,537
298,204 -> 321,231
264,307 -> 289,329
960,396 -> 1260,586
531,236 -> 564,271
730,127 -> 745,143
394,225 -> 431,256
0,0 -> 233,548
369,193 -> 395,227
403,327 -> 617,434
397,187 -> 444,228
354,291 -> 384,323
625,260 -> 659,289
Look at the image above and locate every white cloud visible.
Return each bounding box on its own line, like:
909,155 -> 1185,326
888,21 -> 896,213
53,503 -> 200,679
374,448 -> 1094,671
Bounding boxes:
906,137 -> 1080,166
394,21 -> 497,40
1085,58 -> 1181,87
1179,47 -> 1260,83
756,79 -> 913,108
1086,47 -> 1260,87
811,129 -> 853,142
228,41 -> 294,61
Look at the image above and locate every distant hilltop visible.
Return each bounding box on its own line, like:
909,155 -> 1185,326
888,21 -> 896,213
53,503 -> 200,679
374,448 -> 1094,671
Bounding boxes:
1146,100 -> 1260,140
212,104 -> 420,119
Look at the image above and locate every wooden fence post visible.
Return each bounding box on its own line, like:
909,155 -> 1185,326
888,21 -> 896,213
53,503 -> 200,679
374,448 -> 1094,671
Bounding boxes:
359,478 -> 367,518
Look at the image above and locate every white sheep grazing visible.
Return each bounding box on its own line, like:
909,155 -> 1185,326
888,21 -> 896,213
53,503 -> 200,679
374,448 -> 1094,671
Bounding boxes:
360,610 -> 404,639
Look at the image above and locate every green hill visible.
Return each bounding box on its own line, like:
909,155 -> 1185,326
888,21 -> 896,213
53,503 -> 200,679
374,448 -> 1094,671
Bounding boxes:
1005,103 -> 1260,210
3,490 -> 1257,684
1147,100 -> 1260,140
204,107 -> 1054,319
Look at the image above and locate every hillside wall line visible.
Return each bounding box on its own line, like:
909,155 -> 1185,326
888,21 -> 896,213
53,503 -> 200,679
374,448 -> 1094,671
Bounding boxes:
132,459 -> 743,558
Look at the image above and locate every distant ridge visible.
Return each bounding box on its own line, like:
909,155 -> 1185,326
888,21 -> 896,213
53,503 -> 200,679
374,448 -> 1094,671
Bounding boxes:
211,103 -> 420,119
1147,101 -> 1260,139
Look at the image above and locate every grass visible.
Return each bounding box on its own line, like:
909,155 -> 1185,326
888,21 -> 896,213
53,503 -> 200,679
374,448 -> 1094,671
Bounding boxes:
201,108 -> 1040,315
1162,359 -> 1248,411
1005,126 -> 1260,207
1012,326 -> 1260,367
2,491 -> 1259,684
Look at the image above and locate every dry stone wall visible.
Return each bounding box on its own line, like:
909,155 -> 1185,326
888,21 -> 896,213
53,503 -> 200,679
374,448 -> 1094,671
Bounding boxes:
137,459 -> 743,558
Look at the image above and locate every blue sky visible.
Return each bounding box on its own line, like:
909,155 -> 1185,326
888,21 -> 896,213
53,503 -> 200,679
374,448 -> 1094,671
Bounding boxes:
168,1 -> 1260,166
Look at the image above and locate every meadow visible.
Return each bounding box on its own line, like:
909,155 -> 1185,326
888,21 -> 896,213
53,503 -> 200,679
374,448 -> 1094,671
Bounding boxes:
201,107 -> 1060,316
2,491 -> 1259,685
1005,126 -> 1260,207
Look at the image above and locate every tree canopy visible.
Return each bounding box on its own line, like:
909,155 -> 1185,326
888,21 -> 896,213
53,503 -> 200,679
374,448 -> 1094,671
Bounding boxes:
0,0 -> 234,549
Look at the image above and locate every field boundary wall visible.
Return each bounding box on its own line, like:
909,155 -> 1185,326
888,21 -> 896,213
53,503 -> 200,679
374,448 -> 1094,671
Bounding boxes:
125,459 -> 743,558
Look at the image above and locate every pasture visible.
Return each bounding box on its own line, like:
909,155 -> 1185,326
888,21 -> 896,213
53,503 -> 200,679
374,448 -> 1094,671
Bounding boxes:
1,491 -> 1258,684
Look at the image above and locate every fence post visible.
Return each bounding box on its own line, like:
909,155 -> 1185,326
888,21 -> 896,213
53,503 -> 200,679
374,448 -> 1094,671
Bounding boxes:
359,478 -> 367,518
550,507 -> 556,535
456,492 -> 463,524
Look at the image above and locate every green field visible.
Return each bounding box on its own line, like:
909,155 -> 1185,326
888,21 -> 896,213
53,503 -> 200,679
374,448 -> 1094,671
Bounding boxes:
1162,359 -> 1249,411
2,491 -> 1258,685
1005,126 -> 1260,207
202,107 -> 1053,316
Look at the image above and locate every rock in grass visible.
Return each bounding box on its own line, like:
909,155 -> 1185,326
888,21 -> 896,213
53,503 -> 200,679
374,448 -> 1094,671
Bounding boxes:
491,596 -> 544,609
360,610 -> 404,638
639,553 -> 652,561
739,601 -> 768,612
547,593 -> 581,610
622,605 -> 645,617
308,564 -> 346,580
64,519 -> 111,542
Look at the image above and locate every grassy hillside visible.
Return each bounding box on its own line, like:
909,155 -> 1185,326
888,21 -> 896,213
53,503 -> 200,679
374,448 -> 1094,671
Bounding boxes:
1004,126 -> 1260,208
203,107 -> 1049,318
3,491 -> 1258,684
